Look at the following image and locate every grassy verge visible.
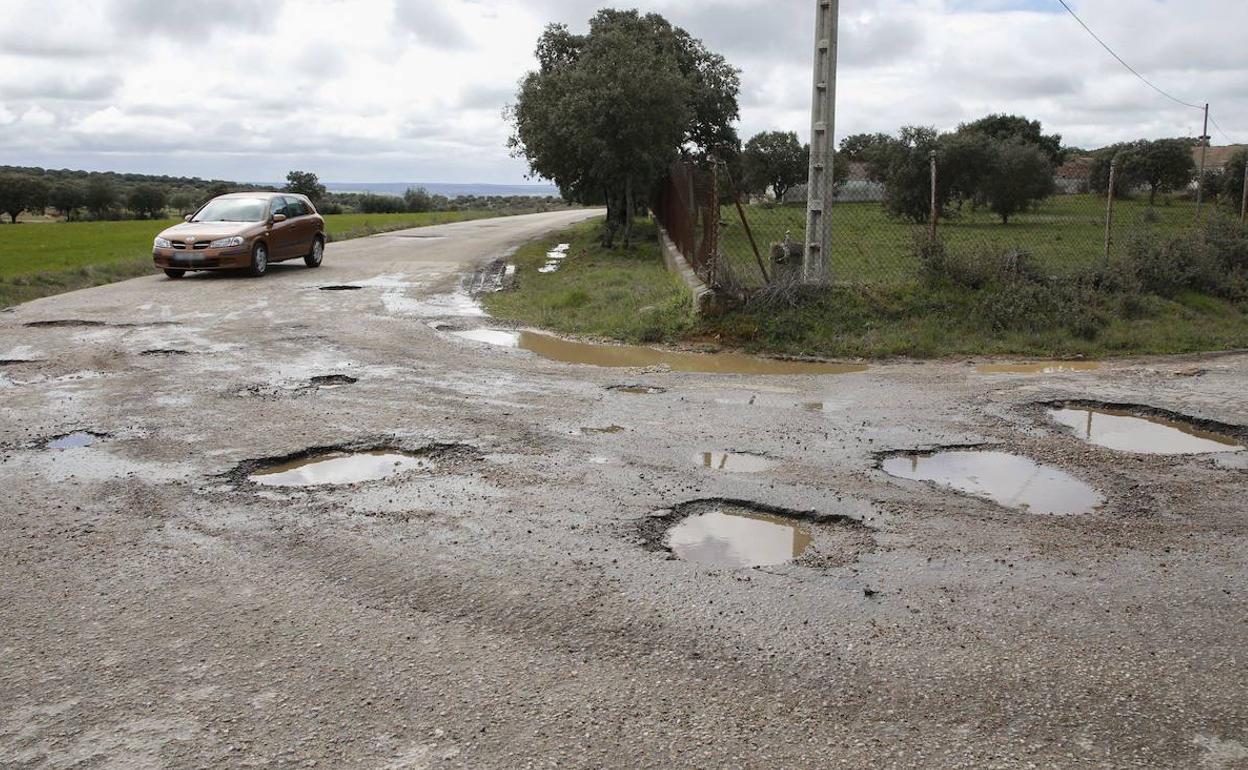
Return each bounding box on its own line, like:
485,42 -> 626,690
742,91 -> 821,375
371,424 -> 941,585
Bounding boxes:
491,218 -> 1248,360
721,195 -> 1210,287
482,220 -> 694,343
0,210 -> 538,307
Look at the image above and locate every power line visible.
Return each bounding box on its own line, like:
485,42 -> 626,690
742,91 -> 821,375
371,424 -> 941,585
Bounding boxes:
1209,114 -> 1238,146
1054,0 -> 1205,112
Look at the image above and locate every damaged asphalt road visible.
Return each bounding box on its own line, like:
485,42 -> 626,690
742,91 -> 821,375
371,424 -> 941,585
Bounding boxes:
2,210 -> 1247,769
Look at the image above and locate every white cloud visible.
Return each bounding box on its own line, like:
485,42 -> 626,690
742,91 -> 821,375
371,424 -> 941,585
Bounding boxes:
0,0 -> 1244,182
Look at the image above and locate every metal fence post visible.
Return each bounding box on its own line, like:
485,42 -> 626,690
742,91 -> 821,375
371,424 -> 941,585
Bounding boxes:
929,150 -> 938,244
1103,158 -> 1118,266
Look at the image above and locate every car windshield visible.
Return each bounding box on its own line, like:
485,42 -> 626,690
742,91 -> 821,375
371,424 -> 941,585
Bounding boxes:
193,198 -> 267,223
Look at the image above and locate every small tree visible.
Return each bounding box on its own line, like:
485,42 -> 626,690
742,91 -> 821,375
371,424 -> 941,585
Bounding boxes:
50,181 -> 86,221
979,139 -> 1056,224
128,184 -> 167,219
1090,143 -> 1138,198
0,174 -> 32,223
1221,149 -> 1247,212
870,126 -> 947,223
85,177 -> 118,219
959,113 -> 1064,165
740,131 -> 808,202
838,132 -> 893,163
937,131 -> 995,210
404,187 -> 435,213
284,170 -> 326,203
1131,139 -> 1196,205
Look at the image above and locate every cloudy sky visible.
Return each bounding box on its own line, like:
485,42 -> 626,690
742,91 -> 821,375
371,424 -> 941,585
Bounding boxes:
1,0 -> 1244,184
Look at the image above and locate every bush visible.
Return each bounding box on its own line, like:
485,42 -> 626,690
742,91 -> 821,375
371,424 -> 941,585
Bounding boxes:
1125,215 -> 1248,299
918,234 -> 1047,289
358,194 -> 407,214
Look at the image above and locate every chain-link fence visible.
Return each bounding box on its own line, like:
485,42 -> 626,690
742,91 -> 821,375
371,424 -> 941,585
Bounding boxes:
655,142 -> 1248,292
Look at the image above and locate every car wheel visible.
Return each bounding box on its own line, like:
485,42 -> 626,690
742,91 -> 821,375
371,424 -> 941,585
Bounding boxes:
304,236 -> 324,268
249,242 -> 269,277
164,269 -> 186,279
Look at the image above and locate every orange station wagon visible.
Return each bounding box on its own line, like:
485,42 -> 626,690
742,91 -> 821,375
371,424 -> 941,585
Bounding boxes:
153,192 -> 325,279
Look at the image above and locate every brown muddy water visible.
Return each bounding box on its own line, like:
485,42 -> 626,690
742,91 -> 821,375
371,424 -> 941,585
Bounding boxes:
664,507 -> 813,568
695,452 -> 776,473
454,329 -> 868,375
249,451 -> 431,487
1049,407 -> 1245,455
881,450 -> 1105,515
977,362 -> 1102,374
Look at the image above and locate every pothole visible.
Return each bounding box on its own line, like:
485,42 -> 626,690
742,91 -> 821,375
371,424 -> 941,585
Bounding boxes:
694,451 -> 776,473
582,425 -> 625,435
230,442 -> 474,488
309,374 -> 359,387
879,449 -> 1104,515
25,319 -> 107,328
977,361 -> 1101,374
1046,401 -> 1245,455
607,384 -> 667,395
640,499 -> 872,569
45,431 -> 106,449
452,330 -> 868,375
140,349 -> 192,357
0,359 -> 38,366
319,285 -> 365,292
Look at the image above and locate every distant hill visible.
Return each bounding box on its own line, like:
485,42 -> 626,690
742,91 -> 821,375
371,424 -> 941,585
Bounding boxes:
313,182 -> 562,198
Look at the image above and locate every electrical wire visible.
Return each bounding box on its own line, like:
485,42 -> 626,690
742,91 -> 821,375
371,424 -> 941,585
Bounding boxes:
1209,114 -> 1238,146
1054,0 -> 1205,112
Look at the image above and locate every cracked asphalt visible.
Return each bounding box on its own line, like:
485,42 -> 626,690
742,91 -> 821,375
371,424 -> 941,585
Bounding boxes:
2,210 -> 1247,769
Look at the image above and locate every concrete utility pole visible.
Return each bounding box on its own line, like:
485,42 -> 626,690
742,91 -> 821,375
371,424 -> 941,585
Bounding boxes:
1196,103 -> 1210,220
803,0 -> 838,284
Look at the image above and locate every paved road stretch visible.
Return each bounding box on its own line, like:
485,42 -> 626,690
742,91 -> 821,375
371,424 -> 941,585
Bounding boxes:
2,210 -> 1246,769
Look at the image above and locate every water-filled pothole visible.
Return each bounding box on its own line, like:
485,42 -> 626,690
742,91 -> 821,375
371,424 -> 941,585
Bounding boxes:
978,361 -> 1101,374
320,285 -> 365,292
250,451 -> 430,487
45,431 -> 105,449
1048,404 -> 1245,455
880,449 -> 1104,515
640,499 -> 871,569
695,452 -> 776,473
454,330 -> 868,375
232,442 -> 474,488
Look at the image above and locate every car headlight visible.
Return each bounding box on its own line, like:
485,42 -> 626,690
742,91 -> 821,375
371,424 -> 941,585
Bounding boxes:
154,237 -> 172,248
209,236 -> 245,249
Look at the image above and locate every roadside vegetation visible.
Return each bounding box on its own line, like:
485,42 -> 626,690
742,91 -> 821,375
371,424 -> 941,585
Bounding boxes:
492,215 -> 1248,359
483,220 -> 693,343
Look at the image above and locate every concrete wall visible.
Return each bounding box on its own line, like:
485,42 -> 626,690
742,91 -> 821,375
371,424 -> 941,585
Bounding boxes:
656,223 -> 716,316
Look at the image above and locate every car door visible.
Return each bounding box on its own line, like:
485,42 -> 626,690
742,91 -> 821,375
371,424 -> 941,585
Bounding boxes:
285,196 -> 315,256
267,197 -> 296,260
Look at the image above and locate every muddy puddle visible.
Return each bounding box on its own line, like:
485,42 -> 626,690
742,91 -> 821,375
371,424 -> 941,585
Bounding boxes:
695,452 -> 776,473
977,361 -> 1102,374
453,330 -> 868,375
1049,406 -> 1245,455
249,450 -> 432,487
46,431 -> 103,449
664,506 -> 813,568
881,450 -> 1104,515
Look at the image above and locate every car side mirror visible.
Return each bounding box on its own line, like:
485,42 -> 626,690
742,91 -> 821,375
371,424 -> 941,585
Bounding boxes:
183,214 -> 192,222
272,213 -> 287,223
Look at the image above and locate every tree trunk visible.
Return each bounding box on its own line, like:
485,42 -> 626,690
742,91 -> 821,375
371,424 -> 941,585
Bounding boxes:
1149,185 -> 1158,207
623,178 -> 634,249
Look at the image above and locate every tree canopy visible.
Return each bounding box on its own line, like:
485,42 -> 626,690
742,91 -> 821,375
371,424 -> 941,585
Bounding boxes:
284,171 -> 327,204
509,9 -> 740,247
958,114 -> 1064,166
740,131 -> 807,202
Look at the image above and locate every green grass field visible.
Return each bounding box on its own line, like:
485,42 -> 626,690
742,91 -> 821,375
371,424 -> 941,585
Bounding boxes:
720,195 -> 1203,286
0,211 -> 513,306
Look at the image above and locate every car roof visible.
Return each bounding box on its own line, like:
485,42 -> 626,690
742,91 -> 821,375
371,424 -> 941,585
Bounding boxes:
216,192 -> 307,200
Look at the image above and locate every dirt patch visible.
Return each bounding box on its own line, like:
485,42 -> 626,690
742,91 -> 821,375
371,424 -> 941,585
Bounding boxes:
581,425 -> 626,435
233,375 -> 360,400
638,498 -> 874,570
225,441 -> 478,488
607,384 -> 668,395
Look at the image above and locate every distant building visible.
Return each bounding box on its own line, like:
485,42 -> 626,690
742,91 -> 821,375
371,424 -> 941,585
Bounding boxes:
1055,156 -> 1093,194
1193,144 -> 1246,173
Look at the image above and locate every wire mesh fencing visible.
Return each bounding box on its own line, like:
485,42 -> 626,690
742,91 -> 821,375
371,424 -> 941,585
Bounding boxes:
654,144 -> 1248,293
